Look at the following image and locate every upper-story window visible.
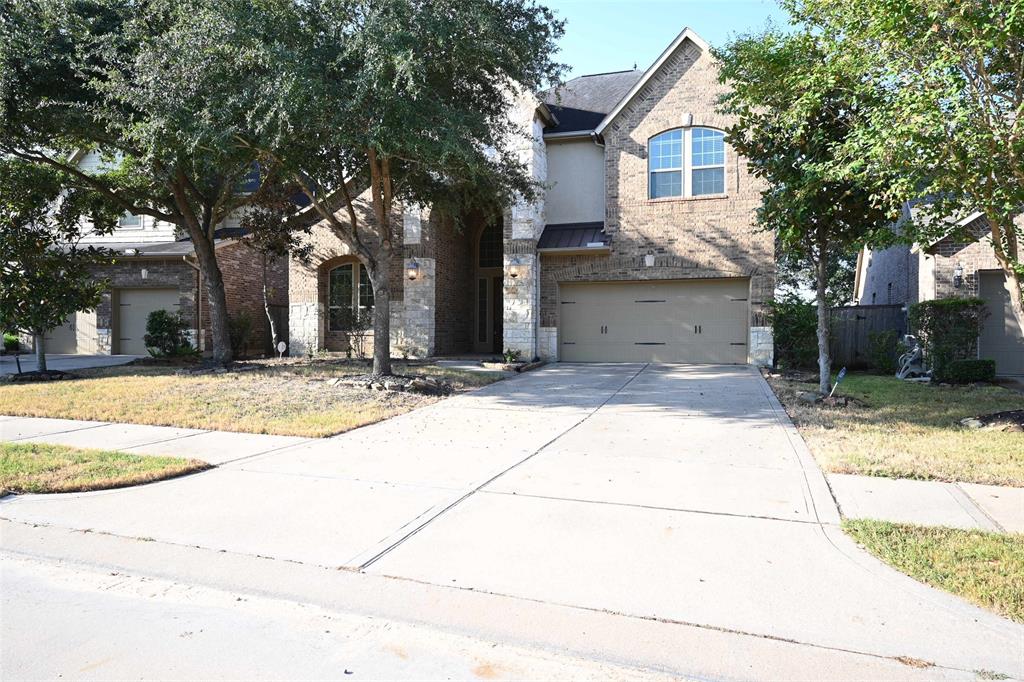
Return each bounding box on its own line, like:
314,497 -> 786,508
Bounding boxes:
648,127 -> 726,199
118,212 -> 142,229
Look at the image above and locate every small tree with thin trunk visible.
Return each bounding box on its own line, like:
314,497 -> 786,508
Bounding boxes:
715,30 -> 899,394
237,0 -> 565,376
0,159 -> 117,372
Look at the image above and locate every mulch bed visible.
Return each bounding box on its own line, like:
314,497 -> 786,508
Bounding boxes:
2,370 -> 75,383
970,410 -> 1024,432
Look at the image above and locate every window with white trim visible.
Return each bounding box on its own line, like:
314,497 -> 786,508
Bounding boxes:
328,263 -> 374,331
648,127 -> 726,199
118,212 -> 142,229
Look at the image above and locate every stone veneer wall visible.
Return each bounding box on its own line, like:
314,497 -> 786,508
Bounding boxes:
536,38 -> 775,364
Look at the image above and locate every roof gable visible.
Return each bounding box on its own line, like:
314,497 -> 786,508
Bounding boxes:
594,27 -> 710,135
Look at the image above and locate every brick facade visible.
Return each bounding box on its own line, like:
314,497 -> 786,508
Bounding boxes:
207,240 -> 288,356
537,38 -> 774,363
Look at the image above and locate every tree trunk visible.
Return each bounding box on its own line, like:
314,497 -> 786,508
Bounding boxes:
1003,267 -> 1024,334
34,333 -> 46,373
815,252 -> 832,395
261,253 -> 278,352
188,235 -> 232,365
368,257 -> 392,377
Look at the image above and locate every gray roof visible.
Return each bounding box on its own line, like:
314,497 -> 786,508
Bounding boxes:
541,70 -> 643,135
100,239 -> 231,257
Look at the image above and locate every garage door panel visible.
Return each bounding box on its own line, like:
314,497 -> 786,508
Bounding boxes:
559,279 -> 749,364
980,272 -> 1024,376
117,288 -> 181,356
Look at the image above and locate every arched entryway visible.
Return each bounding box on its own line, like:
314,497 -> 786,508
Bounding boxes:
473,218 -> 503,354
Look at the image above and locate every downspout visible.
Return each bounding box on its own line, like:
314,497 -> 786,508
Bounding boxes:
183,255 -> 203,351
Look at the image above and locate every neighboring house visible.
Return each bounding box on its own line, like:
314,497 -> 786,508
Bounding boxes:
41,150 -> 287,357
290,28 -> 775,365
854,204 -> 1024,376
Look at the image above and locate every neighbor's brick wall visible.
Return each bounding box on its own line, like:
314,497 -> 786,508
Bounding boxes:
539,39 -> 774,340
929,218 -> 1005,300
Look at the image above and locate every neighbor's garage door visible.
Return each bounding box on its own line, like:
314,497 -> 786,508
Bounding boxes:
979,271 -> 1024,376
558,279 -> 750,363
116,288 -> 180,355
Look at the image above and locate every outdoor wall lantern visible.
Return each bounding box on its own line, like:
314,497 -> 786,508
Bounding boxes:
644,252 -> 656,267
953,262 -> 964,288
508,255 -> 524,279
140,267 -> 149,280
406,258 -> 420,281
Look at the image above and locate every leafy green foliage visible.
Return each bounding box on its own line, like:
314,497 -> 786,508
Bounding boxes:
866,329 -> 900,375
766,296 -> 818,369
715,29 -> 900,392
143,310 -> 192,357
908,298 -> 988,380
0,158 -> 117,371
790,0 -> 1024,327
943,359 -> 997,385
3,332 -> 19,351
502,348 -> 523,364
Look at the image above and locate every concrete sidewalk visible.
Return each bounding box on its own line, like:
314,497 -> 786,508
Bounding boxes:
0,416 -> 310,465
830,473 -> 1024,533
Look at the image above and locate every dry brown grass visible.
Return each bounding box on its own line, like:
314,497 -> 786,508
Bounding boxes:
0,360 -> 502,438
769,373 -> 1024,486
1,442 -> 209,494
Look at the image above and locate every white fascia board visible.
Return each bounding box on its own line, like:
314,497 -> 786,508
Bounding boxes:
594,27 -> 710,136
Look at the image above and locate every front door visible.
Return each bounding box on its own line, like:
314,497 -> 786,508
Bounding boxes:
473,276 -> 504,354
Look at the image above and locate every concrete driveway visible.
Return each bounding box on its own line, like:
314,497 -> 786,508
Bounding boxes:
0,353 -> 139,375
2,363 -> 1021,679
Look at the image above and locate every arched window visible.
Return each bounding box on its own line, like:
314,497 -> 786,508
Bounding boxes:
328,263 -> 374,331
648,127 -> 725,199
478,221 -> 502,268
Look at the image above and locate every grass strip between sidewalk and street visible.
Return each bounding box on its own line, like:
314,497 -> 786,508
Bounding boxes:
843,518 -> 1024,623
0,442 -> 209,494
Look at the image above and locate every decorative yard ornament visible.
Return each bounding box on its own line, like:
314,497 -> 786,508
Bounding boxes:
406,259 -> 420,281
277,341 -> 287,359
828,367 -> 847,397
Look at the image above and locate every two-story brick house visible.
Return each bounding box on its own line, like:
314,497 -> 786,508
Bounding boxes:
40,151 -> 287,357
289,27 -> 775,365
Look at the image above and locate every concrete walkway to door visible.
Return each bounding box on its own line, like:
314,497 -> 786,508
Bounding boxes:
1,364 -> 1021,679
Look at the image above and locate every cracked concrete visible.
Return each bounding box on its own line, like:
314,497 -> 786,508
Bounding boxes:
2,363 -> 1022,679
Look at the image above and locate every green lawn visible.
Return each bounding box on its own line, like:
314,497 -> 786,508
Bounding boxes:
844,519 -> 1024,623
769,373 -> 1024,485
1,442 -> 209,494
0,359 -> 502,438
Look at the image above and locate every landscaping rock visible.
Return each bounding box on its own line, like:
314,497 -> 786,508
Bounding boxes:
5,370 -> 74,383
822,396 -> 849,408
797,391 -> 823,405
959,417 -> 985,429
961,410 -> 1024,432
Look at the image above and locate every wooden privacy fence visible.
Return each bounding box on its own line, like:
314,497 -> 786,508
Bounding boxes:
829,304 -> 907,369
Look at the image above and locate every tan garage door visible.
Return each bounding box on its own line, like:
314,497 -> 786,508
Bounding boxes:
44,316 -> 79,354
559,279 -> 750,363
116,288 -> 181,355
979,272 -> 1024,376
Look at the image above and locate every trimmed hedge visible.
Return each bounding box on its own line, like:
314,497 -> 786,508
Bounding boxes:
768,296 -> 818,369
942,359 -> 996,384
908,298 -> 989,381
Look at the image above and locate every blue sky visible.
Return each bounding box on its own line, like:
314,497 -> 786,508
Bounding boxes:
544,0 -> 791,79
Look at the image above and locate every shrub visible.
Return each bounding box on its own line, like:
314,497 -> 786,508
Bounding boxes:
502,348 -> 522,363
867,329 -> 900,374
143,309 -> 192,357
331,308 -> 372,358
908,298 -> 988,381
767,296 -> 818,369
3,332 -> 19,351
228,311 -> 254,359
942,359 -> 996,384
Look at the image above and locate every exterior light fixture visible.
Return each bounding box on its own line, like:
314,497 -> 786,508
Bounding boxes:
508,255 -> 524,280
644,252 -> 656,267
406,258 -> 420,281
953,262 -> 964,288
140,267 -> 149,280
